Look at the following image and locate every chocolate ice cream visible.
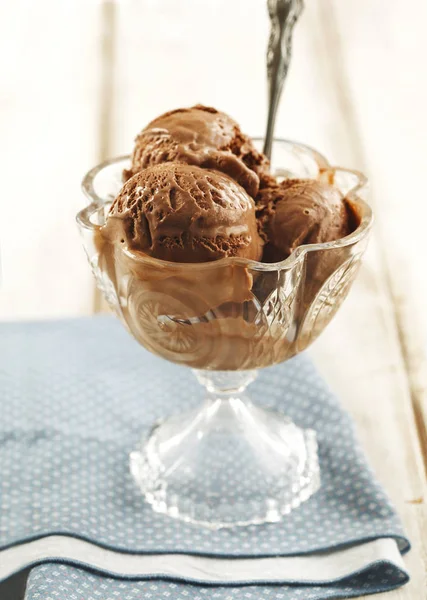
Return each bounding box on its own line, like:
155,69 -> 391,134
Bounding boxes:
257,178 -> 353,262
124,105 -> 269,197
106,162 -> 263,263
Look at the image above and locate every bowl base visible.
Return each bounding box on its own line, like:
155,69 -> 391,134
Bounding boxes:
130,396 -> 320,528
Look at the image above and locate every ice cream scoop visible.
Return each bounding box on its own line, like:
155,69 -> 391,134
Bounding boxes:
257,178 -> 352,262
124,105 -> 269,197
105,162 -> 263,263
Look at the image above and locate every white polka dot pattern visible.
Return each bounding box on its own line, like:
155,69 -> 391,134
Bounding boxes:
0,316 -> 409,599
25,562 -> 408,600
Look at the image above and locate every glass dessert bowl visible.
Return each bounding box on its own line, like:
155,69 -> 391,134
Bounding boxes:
77,139 -> 372,528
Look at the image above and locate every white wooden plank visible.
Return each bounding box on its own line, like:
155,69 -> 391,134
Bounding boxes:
327,0 -> 427,475
307,1 -> 427,596
111,0 -> 366,159
0,1 -> 103,319
110,0 -> 268,153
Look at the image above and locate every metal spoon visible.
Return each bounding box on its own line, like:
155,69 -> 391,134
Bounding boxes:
263,0 -> 304,160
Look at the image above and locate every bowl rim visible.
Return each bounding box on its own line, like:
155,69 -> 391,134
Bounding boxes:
77,138 -> 373,273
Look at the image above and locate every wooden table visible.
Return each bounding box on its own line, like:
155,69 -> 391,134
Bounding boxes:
0,1 -> 426,597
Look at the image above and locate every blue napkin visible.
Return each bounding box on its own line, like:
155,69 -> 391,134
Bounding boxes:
0,317 -> 409,599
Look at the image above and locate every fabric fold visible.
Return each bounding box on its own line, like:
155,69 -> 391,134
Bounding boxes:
1,536 -> 407,584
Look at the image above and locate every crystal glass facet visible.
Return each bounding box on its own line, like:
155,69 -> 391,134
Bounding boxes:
77,140 -> 372,528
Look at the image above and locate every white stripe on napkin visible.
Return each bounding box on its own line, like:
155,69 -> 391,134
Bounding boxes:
1,536 -> 406,584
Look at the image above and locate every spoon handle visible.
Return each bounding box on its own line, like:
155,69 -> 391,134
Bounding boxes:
263,0 -> 304,160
